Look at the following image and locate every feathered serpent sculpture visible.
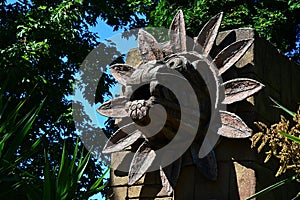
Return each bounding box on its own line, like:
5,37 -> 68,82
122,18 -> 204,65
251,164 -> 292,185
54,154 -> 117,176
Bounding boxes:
97,10 -> 264,195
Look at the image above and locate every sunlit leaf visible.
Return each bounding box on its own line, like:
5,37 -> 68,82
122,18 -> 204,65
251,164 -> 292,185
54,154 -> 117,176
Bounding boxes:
270,97 -> 296,117
278,131 -> 300,144
246,174 -> 300,200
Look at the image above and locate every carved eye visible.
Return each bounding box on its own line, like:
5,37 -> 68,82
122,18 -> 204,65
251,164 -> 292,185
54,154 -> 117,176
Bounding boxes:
168,61 -> 176,68
165,56 -> 188,71
166,57 -> 181,69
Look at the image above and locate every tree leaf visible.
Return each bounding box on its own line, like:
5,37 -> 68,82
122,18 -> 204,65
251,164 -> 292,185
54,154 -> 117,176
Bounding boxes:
214,39 -> 254,75
218,110 -> 252,138
278,131 -> 300,144
194,12 -> 223,56
43,149 -> 52,200
270,97 -> 296,117
69,138 -> 79,175
128,141 -> 156,185
246,173 -> 300,200
75,151 -> 91,186
222,78 -> 264,104
89,167 -> 109,191
4,99 -> 45,161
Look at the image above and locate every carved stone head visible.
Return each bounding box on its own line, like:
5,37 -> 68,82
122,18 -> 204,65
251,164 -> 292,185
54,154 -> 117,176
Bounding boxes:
97,10 -> 264,195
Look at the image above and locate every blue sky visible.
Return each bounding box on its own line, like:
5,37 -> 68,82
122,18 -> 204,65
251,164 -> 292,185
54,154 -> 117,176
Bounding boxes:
76,16 -> 138,200
74,20 -> 137,127
70,10 -> 138,200
6,1 -> 138,199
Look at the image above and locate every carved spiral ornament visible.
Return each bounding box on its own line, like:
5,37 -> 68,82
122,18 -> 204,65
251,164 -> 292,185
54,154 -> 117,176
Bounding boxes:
96,10 -> 264,195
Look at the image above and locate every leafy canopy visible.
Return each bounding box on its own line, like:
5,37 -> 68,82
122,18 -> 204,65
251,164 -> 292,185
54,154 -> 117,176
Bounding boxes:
136,0 -> 300,62
0,0 -> 150,197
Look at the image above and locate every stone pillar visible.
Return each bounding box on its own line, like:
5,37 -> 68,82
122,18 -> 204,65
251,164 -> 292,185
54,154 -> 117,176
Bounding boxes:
108,29 -> 300,200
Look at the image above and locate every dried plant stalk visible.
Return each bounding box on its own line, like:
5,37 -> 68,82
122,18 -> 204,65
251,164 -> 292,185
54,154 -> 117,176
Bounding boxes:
251,106 -> 300,177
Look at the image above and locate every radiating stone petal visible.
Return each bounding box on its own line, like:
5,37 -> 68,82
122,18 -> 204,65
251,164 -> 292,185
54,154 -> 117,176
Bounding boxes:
194,12 -> 223,56
218,110 -> 252,138
128,142 -> 156,185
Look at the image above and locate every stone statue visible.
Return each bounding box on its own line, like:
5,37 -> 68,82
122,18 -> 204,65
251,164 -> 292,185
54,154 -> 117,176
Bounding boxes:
97,10 -> 264,195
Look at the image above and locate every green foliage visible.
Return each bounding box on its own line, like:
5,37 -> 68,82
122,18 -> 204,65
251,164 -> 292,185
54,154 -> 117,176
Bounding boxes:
140,0 -> 300,63
270,97 -> 296,117
279,131 -> 300,144
24,140 -> 109,200
0,90 -> 108,199
1,0 -> 298,198
0,0 -> 148,198
251,100 -> 300,199
246,173 -> 300,200
0,91 -> 44,198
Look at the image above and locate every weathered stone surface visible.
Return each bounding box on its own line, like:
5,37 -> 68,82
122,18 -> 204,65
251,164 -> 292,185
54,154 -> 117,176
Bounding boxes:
109,22 -> 300,200
128,185 -> 168,198
216,28 -> 300,124
109,186 -> 128,200
129,198 -> 173,200
111,151 -> 162,187
174,165 -> 196,199
234,161 -> 256,199
215,28 -> 255,69
135,170 -> 162,185
253,36 -> 300,123
126,47 -> 143,68
110,151 -> 129,186
194,161 -> 234,199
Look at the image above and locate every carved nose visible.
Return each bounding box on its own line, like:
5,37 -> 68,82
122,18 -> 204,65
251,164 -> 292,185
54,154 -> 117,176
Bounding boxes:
128,99 -> 153,121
